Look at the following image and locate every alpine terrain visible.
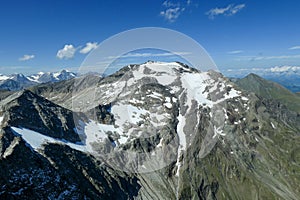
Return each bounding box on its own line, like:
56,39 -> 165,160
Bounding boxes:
0,61 -> 299,199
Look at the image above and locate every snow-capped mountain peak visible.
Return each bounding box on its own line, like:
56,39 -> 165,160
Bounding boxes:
53,69 -> 76,80
69,61 -> 250,173
0,74 -> 10,81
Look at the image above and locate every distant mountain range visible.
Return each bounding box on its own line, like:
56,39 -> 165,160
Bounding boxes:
0,70 -> 77,91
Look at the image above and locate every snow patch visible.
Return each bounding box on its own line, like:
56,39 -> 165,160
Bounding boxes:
131,62 -> 180,86
157,138 -> 164,147
181,72 -> 213,108
224,88 -> 241,99
175,114 -> 187,176
213,126 -> 226,138
164,102 -> 172,109
76,120 -> 118,150
12,119 -> 126,153
11,127 -> 87,152
0,75 -> 10,81
112,103 -> 148,127
241,96 -> 249,101
270,122 -> 276,129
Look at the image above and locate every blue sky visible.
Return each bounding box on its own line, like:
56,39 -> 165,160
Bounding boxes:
1,0 -> 300,74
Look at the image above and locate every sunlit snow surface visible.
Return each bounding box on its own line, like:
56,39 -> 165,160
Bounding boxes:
11,120 -> 120,153
0,75 -> 10,81
11,127 -> 87,152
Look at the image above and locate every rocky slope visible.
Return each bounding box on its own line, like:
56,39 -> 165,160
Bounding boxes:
28,74 -> 101,108
0,61 -> 299,199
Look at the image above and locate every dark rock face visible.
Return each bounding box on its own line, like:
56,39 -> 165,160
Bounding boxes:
0,62 -> 299,199
0,127 -> 70,199
87,104 -> 115,125
0,79 -> 24,91
1,90 -> 80,143
0,128 -> 140,199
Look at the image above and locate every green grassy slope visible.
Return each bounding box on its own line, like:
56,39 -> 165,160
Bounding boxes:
235,73 -> 300,113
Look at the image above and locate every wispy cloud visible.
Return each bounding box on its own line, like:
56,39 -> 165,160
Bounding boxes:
235,54 -> 300,61
160,0 -> 191,22
160,7 -> 183,22
162,0 -> 179,8
19,54 -> 35,61
106,51 -> 191,59
0,65 -> 32,71
289,46 -> 300,50
228,50 -> 243,54
56,44 -> 76,59
80,42 -> 98,54
206,4 -> 245,19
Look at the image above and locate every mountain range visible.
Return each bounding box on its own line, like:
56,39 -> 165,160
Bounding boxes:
0,70 -> 77,91
0,61 -> 299,199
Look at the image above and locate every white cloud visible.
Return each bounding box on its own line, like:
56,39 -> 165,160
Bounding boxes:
160,0 -> 196,22
228,50 -> 243,54
206,4 -> 245,19
160,1 -> 186,22
80,42 -> 98,54
230,4 -> 245,15
289,46 -> 300,50
162,0 -> 179,8
160,7 -> 183,22
270,66 -> 300,72
19,54 -> 35,61
56,44 -> 76,59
